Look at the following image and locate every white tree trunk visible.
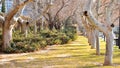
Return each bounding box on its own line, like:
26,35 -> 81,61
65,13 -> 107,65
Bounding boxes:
34,21 -> 37,34
41,19 -> 44,30
95,30 -> 100,55
87,30 -> 91,45
90,29 -> 96,49
33,0 -> 38,34
84,0 -> 114,65
103,0 -> 114,65
21,24 -> 28,37
2,27 -> 13,50
21,24 -> 25,33
39,16 -> 45,30
2,0 -> 33,50
25,27 -> 28,37
95,0 -> 100,55
104,32 -> 114,65
81,16 -> 92,46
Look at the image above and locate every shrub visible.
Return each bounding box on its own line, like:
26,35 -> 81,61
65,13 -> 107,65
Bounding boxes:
54,39 -> 62,45
46,38 -> 54,45
4,25 -> 77,53
39,40 -> 47,49
4,47 -> 14,53
4,42 -> 41,53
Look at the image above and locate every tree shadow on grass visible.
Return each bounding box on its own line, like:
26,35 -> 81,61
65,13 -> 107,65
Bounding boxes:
90,53 -> 105,56
66,44 -> 88,46
50,47 -> 87,51
77,65 -> 100,68
113,54 -> 120,59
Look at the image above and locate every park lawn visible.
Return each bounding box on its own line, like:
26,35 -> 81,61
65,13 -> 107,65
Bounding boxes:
0,36 -> 120,68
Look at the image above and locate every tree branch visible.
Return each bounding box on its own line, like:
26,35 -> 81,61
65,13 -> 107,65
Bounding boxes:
5,0 -> 33,25
54,0 -> 69,20
83,0 -> 108,34
113,16 -> 120,23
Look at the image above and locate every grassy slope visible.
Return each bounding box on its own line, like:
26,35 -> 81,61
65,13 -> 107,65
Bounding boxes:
0,36 -> 120,68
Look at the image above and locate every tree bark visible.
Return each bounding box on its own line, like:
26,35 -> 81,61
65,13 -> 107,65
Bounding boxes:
33,0 -> 38,34
118,7 -> 120,49
95,30 -> 100,55
103,32 -> 114,65
95,0 -> 100,55
2,24 -> 13,50
81,16 -> 91,45
25,26 -> 28,37
84,0 -> 114,65
34,21 -> 37,34
90,29 -> 96,49
87,30 -> 91,45
2,0 -> 33,51
19,22 -> 29,37
41,17 -> 44,30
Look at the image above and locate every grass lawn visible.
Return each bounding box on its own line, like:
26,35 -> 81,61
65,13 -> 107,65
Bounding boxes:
0,36 -> 120,68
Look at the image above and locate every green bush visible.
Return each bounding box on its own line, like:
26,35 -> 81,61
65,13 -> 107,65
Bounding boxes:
4,42 -> 41,53
4,24 -> 77,53
46,38 -> 54,45
39,40 -> 47,49
54,39 -> 62,45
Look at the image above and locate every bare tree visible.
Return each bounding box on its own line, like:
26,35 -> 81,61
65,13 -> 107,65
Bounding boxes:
83,0 -> 116,65
17,15 -> 32,37
1,0 -> 33,51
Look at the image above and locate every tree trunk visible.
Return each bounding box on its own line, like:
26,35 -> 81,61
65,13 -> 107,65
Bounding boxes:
84,0 -> 114,65
21,24 -> 26,33
90,29 -> 96,49
96,0 -> 100,55
103,32 -> 113,65
49,22 -> 54,30
81,16 -> 92,46
2,25 -> 13,51
87,30 -> 91,45
118,6 -> 120,49
95,30 -> 100,55
34,21 -> 37,34
103,34 -> 106,41
2,0 -> 33,51
41,20 -> 44,30
25,26 -> 28,37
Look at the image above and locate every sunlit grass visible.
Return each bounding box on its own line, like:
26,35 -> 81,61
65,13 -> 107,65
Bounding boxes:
0,36 -> 120,68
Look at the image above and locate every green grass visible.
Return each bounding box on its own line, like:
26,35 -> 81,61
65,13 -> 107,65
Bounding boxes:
0,36 -> 120,68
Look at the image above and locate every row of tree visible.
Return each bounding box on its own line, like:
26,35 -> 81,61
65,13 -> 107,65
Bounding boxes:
0,0 -> 119,66
82,0 -> 119,65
